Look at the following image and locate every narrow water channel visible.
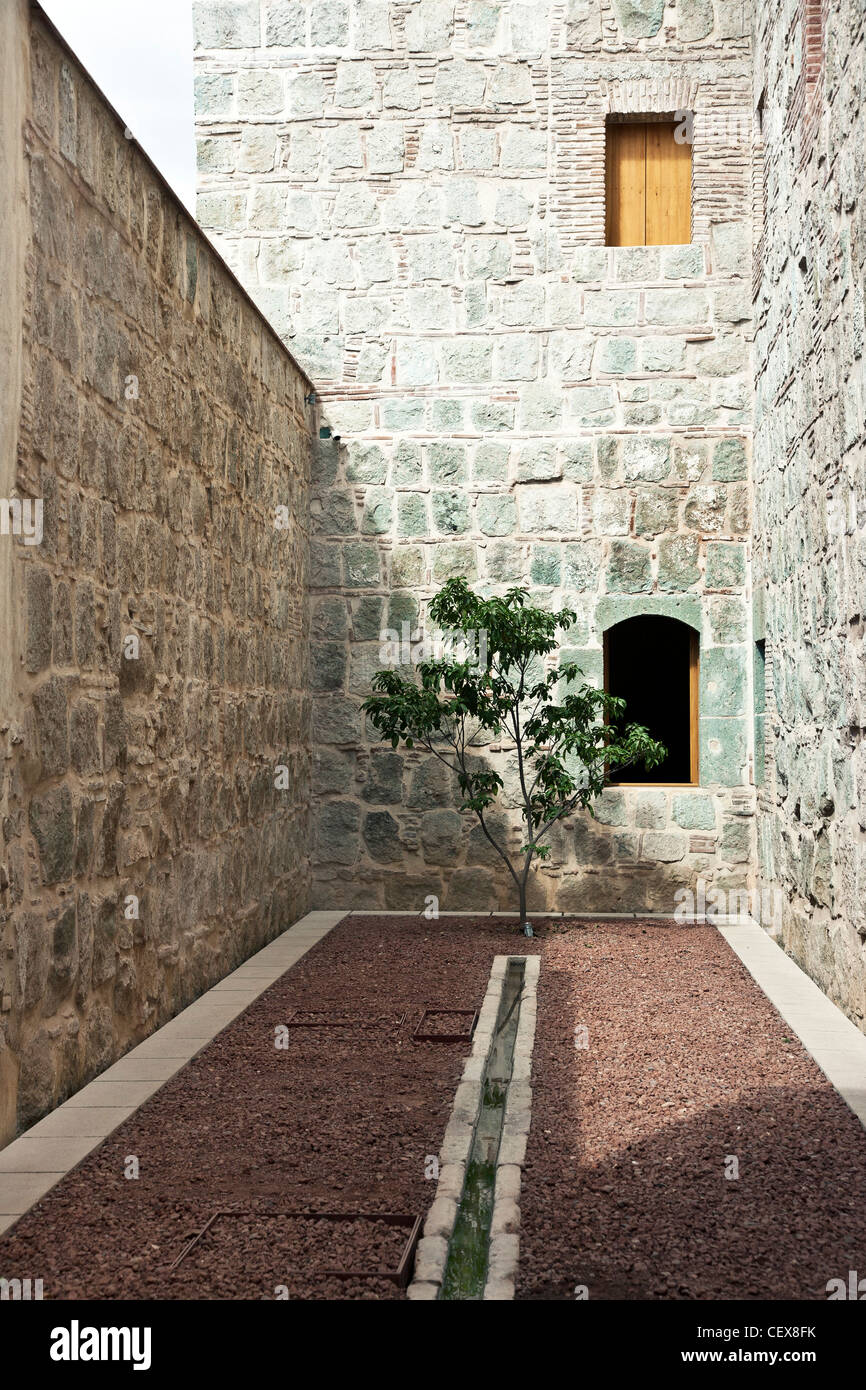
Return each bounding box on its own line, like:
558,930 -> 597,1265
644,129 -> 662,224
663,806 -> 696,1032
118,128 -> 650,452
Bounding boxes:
439,957 -> 526,1300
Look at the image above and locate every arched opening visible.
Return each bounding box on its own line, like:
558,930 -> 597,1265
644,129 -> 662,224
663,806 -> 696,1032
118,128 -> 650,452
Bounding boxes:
604,615 -> 699,785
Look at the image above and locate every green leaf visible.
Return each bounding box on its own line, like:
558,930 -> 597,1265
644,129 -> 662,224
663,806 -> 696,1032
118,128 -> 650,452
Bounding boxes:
360,579 -> 668,917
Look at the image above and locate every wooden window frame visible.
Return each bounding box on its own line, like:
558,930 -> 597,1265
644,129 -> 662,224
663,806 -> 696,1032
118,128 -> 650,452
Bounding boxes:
605,116 -> 693,248
603,625 -> 700,787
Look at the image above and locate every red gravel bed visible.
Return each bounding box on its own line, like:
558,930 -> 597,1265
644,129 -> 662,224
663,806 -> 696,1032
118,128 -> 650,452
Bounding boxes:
2,915 -> 865,1301
515,920 -> 866,1300
0,915 -> 504,1300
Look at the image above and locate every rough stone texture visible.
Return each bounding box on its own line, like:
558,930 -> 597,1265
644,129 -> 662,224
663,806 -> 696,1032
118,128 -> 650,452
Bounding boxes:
194,0 -> 755,916
753,0 -> 866,1028
0,11 -> 312,1145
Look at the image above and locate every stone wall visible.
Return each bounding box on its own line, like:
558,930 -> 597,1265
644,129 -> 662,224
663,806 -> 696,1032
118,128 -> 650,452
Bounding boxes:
0,3 -> 312,1145
194,0 -> 757,914
753,0 -> 866,1026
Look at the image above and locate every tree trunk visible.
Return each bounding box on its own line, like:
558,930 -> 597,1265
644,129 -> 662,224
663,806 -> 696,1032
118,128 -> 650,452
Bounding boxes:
518,877 -> 529,932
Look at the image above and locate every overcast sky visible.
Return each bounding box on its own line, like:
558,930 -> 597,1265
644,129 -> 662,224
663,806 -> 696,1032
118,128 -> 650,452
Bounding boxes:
41,0 -> 196,211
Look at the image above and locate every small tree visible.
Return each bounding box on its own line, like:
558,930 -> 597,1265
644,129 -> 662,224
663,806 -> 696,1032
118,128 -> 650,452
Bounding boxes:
363,578 -> 666,933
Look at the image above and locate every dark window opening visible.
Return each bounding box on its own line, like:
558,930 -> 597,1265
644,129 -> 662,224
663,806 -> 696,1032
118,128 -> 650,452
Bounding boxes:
754,639 -> 766,716
604,615 -> 699,785
754,639 -> 766,787
753,88 -> 767,300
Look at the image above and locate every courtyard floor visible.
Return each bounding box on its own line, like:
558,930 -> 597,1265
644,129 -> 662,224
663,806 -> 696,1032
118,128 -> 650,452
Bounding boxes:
1,914 -> 865,1300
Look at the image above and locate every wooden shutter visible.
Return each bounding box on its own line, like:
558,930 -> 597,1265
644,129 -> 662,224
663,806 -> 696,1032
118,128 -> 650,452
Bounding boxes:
606,122 -> 692,247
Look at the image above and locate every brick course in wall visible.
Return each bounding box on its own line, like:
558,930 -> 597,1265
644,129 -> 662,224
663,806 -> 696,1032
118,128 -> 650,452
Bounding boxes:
0,6 -> 312,1144
195,0 -> 757,916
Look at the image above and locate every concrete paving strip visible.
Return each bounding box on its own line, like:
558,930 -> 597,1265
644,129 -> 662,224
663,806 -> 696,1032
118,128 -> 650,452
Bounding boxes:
718,920 -> 866,1130
343,911 -> 713,921
0,910 -> 347,1236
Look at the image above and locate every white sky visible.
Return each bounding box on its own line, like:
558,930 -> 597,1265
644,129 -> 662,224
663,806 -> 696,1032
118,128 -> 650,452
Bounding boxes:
40,0 -> 196,211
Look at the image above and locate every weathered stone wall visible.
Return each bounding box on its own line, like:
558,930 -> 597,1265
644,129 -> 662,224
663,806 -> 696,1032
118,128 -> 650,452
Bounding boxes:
753,0 -> 866,1025
195,0 -> 757,914
0,4 -> 312,1145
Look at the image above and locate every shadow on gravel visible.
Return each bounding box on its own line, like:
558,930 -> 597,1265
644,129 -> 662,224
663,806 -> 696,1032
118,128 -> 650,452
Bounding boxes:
519,1084 -> 866,1300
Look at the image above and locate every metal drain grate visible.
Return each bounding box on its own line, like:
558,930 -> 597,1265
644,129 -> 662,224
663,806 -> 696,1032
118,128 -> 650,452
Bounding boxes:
412,1008 -> 478,1043
169,1211 -> 422,1287
284,1009 -> 407,1028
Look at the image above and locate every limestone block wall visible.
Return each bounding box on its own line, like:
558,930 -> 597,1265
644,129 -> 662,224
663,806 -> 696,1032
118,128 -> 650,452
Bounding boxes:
194,0 -> 757,913
0,4 -> 312,1144
753,0 -> 866,1026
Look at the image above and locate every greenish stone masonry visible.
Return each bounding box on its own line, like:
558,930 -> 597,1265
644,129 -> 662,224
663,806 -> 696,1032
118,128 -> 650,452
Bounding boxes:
752,0 -> 866,1027
194,0 -> 756,918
